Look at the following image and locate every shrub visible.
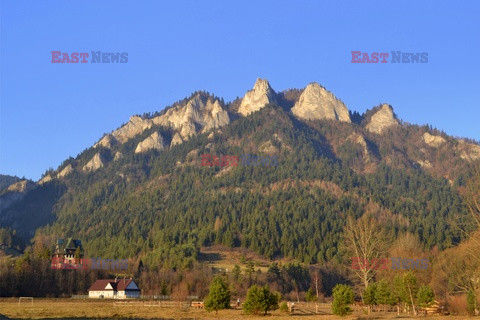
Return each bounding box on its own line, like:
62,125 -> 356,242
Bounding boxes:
332,284 -> 354,316
306,288 -> 317,302
417,285 -> 435,308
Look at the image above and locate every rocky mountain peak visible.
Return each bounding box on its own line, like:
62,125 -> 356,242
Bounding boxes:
238,78 -> 277,116
291,82 -> 351,122
365,104 -> 399,134
153,93 -> 229,140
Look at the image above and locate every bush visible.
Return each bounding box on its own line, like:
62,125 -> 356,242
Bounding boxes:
280,301 -> 289,312
332,284 -> 354,316
363,283 -> 377,306
243,284 -> 280,315
467,290 -> 477,316
305,288 -> 317,302
417,285 -> 435,308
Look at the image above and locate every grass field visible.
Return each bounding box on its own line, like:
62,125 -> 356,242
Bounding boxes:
0,299 -> 470,320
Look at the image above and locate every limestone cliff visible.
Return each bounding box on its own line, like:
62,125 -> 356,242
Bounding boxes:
365,104 -> 399,134
57,164 -> 73,178
457,140 -> 480,161
83,153 -> 104,172
38,175 -> 52,185
347,133 -> 369,156
112,116 -> 153,144
135,132 -> 167,153
0,180 -> 35,212
291,83 -> 351,122
170,132 -> 183,148
238,79 -> 277,116
152,93 -> 230,141
94,134 -> 116,148
423,132 -> 446,148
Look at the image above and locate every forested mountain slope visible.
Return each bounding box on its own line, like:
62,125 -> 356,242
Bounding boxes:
1,79 -> 478,269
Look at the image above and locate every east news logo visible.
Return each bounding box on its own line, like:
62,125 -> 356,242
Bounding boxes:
351,51 -> 428,63
51,51 -> 128,63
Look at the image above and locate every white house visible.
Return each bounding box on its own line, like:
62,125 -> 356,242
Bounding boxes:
88,278 -> 140,299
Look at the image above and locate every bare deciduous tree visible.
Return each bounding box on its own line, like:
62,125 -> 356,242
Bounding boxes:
343,215 -> 388,291
465,165 -> 480,228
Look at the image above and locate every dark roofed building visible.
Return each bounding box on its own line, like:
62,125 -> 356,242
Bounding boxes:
52,238 -> 84,269
88,278 -> 140,299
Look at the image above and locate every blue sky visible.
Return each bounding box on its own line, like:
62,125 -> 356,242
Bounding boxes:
1,0 -> 479,180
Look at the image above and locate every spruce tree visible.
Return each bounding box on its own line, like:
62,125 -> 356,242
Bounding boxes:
204,276 -> 231,315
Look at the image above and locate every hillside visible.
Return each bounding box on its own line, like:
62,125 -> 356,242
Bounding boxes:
0,79 -> 478,269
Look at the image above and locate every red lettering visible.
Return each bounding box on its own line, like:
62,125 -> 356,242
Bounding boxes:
371,52 -> 379,63
351,51 -> 362,63
379,52 -> 389,63
61,52 -> 71,63
351,257 -> 360,269
51,51 -> 61,63
201,154 -> 211,166
229,156 -> 239,167
220,155 -> 229,166
79,52 -> 89,63
71,52 -> 79,63
379,258 -> 388,269
361,52 -> 371,63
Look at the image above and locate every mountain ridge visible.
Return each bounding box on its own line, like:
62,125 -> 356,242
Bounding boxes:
0,79 -> 478,268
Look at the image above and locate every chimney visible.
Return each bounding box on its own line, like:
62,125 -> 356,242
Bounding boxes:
115,277 -> 118,282
123,277 -> 126,284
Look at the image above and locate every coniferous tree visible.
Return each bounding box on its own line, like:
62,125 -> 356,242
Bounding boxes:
204,276 -> 231,315
332,284 -> 354,316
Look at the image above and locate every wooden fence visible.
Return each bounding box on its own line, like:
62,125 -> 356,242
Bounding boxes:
113,300 -> 191,308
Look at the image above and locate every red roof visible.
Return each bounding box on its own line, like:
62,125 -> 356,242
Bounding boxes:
88,279 -> 139,291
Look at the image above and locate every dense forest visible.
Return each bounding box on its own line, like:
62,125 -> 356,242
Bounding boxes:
1,105 -> 474,268
1,96 -> 479,314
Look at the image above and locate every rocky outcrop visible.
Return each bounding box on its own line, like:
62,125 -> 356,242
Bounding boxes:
6,180 -> 34,193
114,152 -> 123,161
152,93 -> 230,141
259,140 -> 279,154
170,132 -> 183,147
83,153 -> 104,172
347,133 -> 369,156
238,78 -> 277,116
38,174 -> 52,185
457,140 -> 480,161
111,116 -> 153,144
0,180 -> 36,212
417,159 -> 432,169
365,104 -> 399,134
291,83 -> 351,122
423,132 -> 446,148
135,132 -> 167,153
180,122 -> 197,140
57,164 -> 73,178
94,134 -> 116,148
